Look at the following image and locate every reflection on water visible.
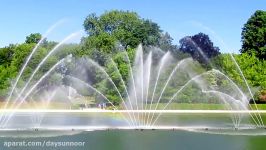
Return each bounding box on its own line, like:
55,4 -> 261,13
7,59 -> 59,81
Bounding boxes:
0,112 -> 266,149
0,130 -> 265,150
3,112 -> 127,128
2,112 -> 260,129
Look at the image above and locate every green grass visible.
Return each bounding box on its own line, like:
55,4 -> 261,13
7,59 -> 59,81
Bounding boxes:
1,102 -> 266,110
142,103 -> 226,110
250,104 -> 266,110
146,103 -> 266,110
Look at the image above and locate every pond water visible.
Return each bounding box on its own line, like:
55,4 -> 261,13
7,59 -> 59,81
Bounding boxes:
2,112 -> 263,129
0,130 -> 266,150
0,113 -> 266,150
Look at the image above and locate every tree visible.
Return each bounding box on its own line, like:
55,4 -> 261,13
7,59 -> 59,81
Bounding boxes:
158,32 -> 189,60
0,43 -> 35,98
158,32 -> 175,51
179,33 -> 220,65
0,44 -> 16,66
212,53 -> 266,92
241,10 -> 266,59
0,37 -> 78,98
25,33 -> 42,44
82,10 -> 162,55
136,19 -> 161,46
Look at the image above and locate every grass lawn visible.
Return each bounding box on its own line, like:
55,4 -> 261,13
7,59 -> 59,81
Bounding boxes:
250,104 -> 266,110
0,102 -> 71,109
1,102 -> 266,110
145,103 -> 226,110
144,103 -> 266,110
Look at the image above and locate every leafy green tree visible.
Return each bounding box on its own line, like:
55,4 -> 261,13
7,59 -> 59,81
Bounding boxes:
25,33 -> 42,44
241,10 -> 266,59
157,32 -> 175,51
157,32 -> 189,60
89,48 -> 135,105
0,65 -> 17,99
212,53 -> 266,95
0,43 -> 35,98
82,10 -> 162,58
0,37 -> 80,98
0,44 -> 16,66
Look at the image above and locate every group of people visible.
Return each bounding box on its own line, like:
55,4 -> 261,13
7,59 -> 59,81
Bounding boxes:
98,103 -> 107,109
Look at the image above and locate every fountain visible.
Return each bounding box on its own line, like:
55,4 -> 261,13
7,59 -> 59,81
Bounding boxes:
0,32 -> 265,136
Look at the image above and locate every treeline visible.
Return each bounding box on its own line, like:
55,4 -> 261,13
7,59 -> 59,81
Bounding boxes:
0,10 -> 265,104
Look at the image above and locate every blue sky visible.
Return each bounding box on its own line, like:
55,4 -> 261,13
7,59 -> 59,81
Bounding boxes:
0,0 -> 265,53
